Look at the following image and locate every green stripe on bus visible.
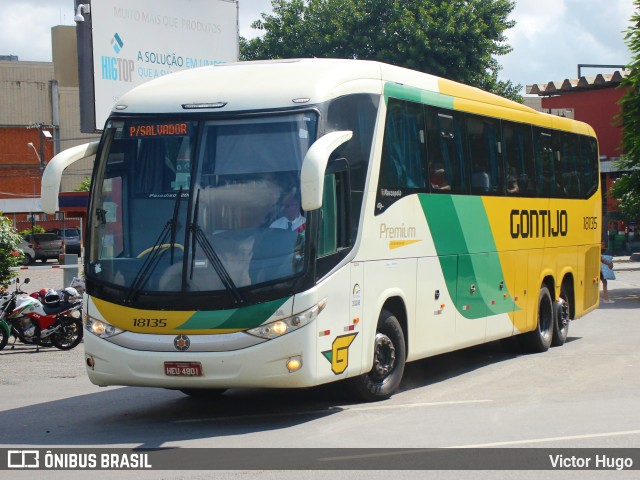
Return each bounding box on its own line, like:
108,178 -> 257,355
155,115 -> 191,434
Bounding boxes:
177,297 -> 290,330
418,194 -> 517,319
384,83 -> 454,109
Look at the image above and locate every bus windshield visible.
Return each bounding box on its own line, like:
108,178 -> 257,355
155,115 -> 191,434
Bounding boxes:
88,112 -> 318,298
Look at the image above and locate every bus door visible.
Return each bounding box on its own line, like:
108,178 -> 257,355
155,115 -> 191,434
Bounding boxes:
315,166 -> 363,380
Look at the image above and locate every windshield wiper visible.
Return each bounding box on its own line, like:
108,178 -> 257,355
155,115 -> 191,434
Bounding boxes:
189,189 -> 244,304
124,187 -> 183,304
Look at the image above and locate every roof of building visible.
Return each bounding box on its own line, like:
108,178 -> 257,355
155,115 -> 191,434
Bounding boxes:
526,70 -> 629,96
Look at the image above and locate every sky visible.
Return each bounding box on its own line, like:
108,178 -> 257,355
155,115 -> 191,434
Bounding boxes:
0,0 -> 635,90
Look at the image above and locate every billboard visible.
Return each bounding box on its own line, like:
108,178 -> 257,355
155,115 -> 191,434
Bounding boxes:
76,0 -> 239,132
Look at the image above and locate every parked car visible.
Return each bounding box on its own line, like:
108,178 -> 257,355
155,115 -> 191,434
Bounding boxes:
17,237 -> 36,265
46,228 -> 81,254
22,233 -> 64,263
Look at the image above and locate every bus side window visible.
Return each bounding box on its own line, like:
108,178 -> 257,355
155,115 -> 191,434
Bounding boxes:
378,99 -> 426,190
425,108 -> 468,194
560,132 -> 581,198
467,114 -> 502,195
581,136 -> 599,199
317,159 -> 351,280
502,122 -> 535,196
534,129 -> 560,197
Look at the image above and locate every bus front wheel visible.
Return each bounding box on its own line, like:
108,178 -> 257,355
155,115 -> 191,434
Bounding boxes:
348,310 -> 406,402
521,284 -> 554,352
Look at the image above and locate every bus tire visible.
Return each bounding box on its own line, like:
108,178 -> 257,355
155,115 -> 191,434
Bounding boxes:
521,284 -> 554,353
552,285 -> 571,346
347,310 -> 406,402
180,388 -> 227,398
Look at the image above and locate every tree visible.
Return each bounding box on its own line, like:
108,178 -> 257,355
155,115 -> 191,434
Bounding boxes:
241,0 -> 522,101
75,177 -> 91,192
611,1 -> 640,220
0,213 -> 24,284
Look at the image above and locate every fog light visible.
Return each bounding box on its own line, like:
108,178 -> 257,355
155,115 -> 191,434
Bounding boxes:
286,356 -> 302,373
86,356 -> 95,369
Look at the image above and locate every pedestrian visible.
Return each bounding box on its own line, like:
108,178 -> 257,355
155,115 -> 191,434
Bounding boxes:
600,253 -> 615,303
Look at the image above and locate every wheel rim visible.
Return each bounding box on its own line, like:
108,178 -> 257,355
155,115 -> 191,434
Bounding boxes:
371,332 -> 396,381
539,293 -> 553,341
559,298 -> 570,329
57,322 -> 79,347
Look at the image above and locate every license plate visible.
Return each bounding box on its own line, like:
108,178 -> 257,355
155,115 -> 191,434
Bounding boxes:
164,362 -> 202,376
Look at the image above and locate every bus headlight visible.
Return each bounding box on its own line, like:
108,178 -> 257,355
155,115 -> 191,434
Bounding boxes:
85,315 -> 124,338
246,299 -> 326,340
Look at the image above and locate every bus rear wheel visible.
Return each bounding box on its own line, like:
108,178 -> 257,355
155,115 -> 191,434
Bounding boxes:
552,285 -> 571,346
521,284 -> 554,352
347,310 -> 406,402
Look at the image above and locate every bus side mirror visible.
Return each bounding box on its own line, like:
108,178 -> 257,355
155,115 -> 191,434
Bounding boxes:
300,131 -> 352,211
41,141 -> 99,214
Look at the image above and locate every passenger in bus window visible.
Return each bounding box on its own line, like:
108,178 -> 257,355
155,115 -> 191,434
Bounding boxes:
270,191 -> 306,232
506,167 -> 520,194
429,163 -> 451,191
471,162 -> 490,192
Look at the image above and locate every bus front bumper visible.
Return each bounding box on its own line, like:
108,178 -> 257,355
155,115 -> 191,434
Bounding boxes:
83,326 -> 319,390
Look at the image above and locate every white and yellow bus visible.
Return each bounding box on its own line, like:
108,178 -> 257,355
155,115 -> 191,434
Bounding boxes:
42,59 -> 601,401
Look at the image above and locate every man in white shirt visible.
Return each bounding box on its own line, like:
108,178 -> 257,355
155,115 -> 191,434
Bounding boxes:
270,192 -> 306,232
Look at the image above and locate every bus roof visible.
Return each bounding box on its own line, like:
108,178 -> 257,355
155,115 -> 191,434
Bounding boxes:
113,58 -> 595,136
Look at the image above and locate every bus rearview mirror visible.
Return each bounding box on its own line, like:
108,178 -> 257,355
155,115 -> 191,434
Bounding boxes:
300,130 -> 352,211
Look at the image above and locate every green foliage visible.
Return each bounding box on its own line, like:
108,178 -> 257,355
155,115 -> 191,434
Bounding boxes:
75,177 -> 91,192
611,171 -> 640,218
0,213 -> 24,284
19,225 -> 45,235
241,0 -> 522,101
612,0 -> 640,219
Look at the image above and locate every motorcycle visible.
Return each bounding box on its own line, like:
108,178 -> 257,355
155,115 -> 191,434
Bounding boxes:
0,278 -> 83,352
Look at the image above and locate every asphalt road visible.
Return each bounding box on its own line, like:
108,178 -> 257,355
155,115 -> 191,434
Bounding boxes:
1,259 -> 639,480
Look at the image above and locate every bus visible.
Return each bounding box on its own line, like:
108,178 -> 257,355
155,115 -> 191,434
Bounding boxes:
41,59 -> 601,401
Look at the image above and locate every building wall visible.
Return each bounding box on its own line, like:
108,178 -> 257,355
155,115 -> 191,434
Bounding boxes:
0,61 -> 54,128
1,26 -> 97,213
0,127 -> 53,199
541,87 -> 625,158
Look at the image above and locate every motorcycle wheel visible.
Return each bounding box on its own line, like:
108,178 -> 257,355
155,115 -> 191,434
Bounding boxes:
51,317 -> 83,350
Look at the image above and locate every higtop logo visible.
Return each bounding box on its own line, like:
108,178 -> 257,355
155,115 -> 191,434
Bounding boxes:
111,33 -> 124,54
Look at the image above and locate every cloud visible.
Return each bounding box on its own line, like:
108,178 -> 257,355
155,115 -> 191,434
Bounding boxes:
239,0 -> 273,39
501,0 -> 634,88
0,0 -> 74,61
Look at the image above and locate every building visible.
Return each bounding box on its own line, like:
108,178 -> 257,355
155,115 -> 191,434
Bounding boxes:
527,69 -> 637,254
0,25 -> 97,229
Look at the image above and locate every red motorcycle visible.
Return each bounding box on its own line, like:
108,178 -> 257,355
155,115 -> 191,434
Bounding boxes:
0,278 -> 83,352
